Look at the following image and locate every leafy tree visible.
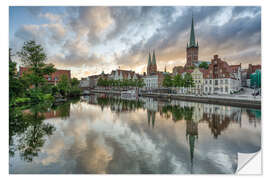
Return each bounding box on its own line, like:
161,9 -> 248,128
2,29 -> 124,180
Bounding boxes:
9,49 -> 26,102
57,75 -> 70,96
162,74 -> 173,87
17,40 -> 56,89
199,62 -> 209,69
173,74 -> 184,87
183,73 -> 195,88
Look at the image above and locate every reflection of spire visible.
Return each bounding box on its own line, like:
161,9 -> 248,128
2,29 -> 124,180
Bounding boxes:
152,111 -> 156,128
186,118 -> 198,174
188,134 -> 196,173
147,110 -> 151,127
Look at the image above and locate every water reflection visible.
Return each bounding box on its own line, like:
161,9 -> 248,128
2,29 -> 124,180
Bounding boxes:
9,95 -> 261,174
9,100 -> 73,163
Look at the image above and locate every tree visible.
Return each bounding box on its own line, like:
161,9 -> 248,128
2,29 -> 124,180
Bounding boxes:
9,48 -> 26,102
57,75 -> 70,97
163,74 -> 173,87
199,62 -> 209,69
183,73 -> 195,88
173,74 -> 184,87
17,41 -> 56,89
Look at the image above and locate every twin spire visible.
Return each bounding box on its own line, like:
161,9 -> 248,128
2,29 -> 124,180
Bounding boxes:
147,50 -> 156,66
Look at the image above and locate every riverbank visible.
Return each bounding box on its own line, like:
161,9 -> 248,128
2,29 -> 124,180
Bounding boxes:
87,89 -> 261,109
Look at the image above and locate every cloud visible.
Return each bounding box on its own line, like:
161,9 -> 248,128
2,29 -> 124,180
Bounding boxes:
12,6 -> 261,78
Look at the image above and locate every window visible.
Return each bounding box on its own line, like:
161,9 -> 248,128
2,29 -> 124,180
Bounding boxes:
48,77 -> 51,81
205,87 -> 208,92
209,87 -> 212,92
221,87 -> 223,92
215,80 -> 218,85
54,77 -> 58,81
225,79 -> 228,84
205,80 -> 208,84
210,80 -> 212,84
225,86 -> 228,92
220,80 -> 223,84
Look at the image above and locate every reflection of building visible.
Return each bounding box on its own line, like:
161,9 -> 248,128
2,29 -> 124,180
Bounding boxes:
202,104 -> 242,138
186,119 -> 198,173
147,110 -> 156,128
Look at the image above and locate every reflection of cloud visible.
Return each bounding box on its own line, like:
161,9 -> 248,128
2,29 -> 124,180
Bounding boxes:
12,100 -> 260,174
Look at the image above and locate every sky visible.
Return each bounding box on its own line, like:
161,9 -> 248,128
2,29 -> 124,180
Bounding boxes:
9,6 -> 261,79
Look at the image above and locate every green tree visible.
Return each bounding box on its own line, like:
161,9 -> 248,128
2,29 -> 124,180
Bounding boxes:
9,49 -> 26,102
57,75 -> 70,97
199,62 -> 209,69
183,73 -> 195,88
163,74 -> 173,87
17,41 -> 56,89
173,74 -> 184,87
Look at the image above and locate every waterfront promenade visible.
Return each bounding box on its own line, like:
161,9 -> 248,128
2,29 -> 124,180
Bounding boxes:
86,89 -> 261,109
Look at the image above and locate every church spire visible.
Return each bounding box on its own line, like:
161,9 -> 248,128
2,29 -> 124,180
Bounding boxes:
147,51 -> 151,66
152,50 -> 156,65
189,15 -> 196,48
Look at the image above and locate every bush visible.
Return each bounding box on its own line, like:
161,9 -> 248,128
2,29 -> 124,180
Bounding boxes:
14,97 -> 31,105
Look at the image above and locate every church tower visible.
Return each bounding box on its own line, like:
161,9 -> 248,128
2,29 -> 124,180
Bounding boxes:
185,15 -> 199,68
147,50 -> 157,75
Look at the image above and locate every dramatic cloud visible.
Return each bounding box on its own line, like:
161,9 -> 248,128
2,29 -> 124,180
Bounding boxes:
10,6 -> 261,78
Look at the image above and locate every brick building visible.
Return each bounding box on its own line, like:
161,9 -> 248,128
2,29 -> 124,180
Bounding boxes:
247,64 -> 261,78
19,66 -> 71,85
147,51 -> 157,75
185,15 -> 199,69
203,55 -> 241,94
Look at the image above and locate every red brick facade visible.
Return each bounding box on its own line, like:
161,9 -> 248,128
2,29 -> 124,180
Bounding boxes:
185,46 -> 199,68
204,55 -> 232,79
19,66 -> 71,85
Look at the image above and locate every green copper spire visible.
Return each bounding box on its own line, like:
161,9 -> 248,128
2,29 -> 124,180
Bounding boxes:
152,50 -> 156,65
189,15 -> 196,48
148,52 -> 151,66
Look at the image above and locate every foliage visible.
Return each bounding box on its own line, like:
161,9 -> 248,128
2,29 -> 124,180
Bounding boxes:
162,73 -> 195,88
17,40 -> 56,89
199,62 -> 209,69
162,74 -> 173,87
9,49 -> 26,103
57,75 -> 71,97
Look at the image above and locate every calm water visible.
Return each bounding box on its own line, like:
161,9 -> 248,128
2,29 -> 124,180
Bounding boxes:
9,94 -> 261,174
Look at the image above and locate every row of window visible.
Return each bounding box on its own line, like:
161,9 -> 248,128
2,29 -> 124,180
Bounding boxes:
205,86 -> 229,93
204,79 -> 229,85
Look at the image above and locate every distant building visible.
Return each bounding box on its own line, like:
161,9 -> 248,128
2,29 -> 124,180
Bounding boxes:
19,66 -> 71,85
143,73 -> 165,90
247,64 -> 261,78
191,68 -> 205,94
147,51 -> 158,75
203,55 -> 241,94
110,69 -> 138,80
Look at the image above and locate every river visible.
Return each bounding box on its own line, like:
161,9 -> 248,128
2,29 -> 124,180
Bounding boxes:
9,94 -> 261,174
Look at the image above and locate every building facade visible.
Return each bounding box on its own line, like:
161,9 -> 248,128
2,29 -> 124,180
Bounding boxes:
19,66 -> 71,85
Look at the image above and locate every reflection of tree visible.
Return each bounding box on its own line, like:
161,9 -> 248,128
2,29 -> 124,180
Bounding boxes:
9,103 -> 56,162
161,105 -> 194,122
51,102 -> 71,120
96,97 -> 144,112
